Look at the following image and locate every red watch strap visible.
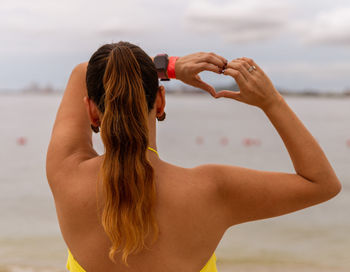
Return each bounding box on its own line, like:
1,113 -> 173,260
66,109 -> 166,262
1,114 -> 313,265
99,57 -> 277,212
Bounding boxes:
167,56 -> 179,79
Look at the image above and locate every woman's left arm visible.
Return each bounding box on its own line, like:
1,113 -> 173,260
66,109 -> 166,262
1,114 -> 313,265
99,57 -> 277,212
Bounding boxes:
46,62 -> 97,185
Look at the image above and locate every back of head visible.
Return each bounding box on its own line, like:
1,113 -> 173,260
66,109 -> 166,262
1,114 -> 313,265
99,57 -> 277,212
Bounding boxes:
86,42 -> 159,265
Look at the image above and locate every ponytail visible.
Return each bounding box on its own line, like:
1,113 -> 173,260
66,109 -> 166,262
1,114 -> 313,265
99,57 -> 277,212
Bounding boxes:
100,46 -> 158,265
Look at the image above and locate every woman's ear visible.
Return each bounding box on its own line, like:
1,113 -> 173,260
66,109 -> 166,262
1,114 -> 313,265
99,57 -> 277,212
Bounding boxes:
83,96 -> 101,127
156,86 -> 166,118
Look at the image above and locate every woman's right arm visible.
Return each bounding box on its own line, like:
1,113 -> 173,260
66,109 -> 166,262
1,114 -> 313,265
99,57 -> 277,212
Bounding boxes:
202,58 -> 341,227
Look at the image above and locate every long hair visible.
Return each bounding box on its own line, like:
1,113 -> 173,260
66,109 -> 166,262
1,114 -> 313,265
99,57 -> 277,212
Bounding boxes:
86,42 -> 159,265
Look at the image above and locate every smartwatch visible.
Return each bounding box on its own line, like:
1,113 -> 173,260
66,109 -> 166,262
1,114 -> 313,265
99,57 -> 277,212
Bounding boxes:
154,54 -> 170,81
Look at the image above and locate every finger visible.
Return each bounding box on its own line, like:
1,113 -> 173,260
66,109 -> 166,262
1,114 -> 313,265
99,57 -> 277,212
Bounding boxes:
223,68 -> 247,87
209,52 -> 228,66
194,63 -> 222,74
236,59 -> 251,70
192,77 -> 216,97
239,57 -> 262,72
227,60 -> 252,80
197,53 -> 226,68
216,90 -> 241,101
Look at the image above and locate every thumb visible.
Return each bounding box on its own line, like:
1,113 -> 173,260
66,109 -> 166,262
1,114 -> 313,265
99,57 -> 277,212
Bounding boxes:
216,90 -> 242,101
192,77 -> 216,97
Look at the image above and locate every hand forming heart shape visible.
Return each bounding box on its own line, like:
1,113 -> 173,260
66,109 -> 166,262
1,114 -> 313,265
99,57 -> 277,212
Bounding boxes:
175,53 -> 283,111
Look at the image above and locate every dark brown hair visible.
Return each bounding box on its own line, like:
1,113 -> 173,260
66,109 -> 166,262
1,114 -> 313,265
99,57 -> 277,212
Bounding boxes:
86,42 -> 159,265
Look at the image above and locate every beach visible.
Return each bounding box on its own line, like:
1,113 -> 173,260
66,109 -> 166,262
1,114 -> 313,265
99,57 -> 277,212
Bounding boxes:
218,265 -> 349,272
1,93 -> 349,271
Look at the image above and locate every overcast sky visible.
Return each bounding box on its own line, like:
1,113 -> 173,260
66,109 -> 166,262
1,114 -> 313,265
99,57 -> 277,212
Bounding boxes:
1,0 -> 350,91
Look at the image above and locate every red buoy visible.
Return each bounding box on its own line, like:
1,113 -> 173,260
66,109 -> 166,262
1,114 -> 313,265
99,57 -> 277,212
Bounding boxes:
243,138 -> 261,147
16,137 -> 27,146
220,137 -> 229,146
195,136 -> 204,145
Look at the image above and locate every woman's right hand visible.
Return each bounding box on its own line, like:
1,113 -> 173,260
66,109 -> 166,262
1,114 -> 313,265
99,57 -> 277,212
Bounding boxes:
216,57 -> 283,111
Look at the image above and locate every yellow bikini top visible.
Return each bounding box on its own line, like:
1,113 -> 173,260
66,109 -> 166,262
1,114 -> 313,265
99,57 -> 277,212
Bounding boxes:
67,250 -> 217,272
66,147 -> 218,272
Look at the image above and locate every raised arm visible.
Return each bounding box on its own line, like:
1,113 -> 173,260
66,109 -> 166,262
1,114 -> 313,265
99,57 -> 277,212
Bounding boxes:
46,63 -> 96,185
203,58 -> 341,227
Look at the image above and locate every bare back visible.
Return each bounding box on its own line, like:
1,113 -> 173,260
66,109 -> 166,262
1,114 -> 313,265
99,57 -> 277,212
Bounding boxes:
53,154 -> 226,272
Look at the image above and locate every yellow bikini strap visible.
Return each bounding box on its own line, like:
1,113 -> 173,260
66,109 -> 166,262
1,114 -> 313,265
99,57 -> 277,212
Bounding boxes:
147,147 -> 159,157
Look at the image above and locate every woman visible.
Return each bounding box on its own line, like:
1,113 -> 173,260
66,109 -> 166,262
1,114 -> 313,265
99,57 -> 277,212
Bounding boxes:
46,41 -> 341,272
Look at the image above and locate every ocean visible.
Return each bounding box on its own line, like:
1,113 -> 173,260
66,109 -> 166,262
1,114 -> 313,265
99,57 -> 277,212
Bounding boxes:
0,94 -> 349,271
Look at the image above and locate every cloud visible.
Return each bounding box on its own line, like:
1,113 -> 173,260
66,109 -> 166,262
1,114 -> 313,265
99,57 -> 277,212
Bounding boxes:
185,0 -> 293,43
1,0 -> 350,90
0,0 -> 157,54
297,7 -> 350,46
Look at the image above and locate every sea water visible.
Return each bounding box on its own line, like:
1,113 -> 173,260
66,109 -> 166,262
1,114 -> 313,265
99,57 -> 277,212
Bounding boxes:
0,94 -> 349,271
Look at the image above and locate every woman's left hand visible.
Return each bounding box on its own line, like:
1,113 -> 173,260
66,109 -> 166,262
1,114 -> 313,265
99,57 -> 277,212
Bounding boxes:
175,52 -> 227,97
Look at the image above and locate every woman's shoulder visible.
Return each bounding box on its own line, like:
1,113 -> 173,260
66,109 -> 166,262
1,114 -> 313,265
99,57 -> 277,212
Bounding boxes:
157,161 -> 226,207
155,161 -> 230,233
158,161 -> 221,188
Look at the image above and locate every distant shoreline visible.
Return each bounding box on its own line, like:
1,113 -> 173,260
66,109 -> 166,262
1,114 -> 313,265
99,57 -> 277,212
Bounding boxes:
1,88 -> 350,98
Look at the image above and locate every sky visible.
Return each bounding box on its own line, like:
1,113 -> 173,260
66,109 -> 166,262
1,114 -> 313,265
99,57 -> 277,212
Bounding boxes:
1,0 -> 350,92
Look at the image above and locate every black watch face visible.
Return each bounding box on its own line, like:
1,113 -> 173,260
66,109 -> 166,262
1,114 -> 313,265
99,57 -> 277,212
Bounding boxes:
155,56 -> 168,70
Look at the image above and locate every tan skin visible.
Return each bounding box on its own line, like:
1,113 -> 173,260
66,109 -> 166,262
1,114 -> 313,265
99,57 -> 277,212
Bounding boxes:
46,53 -> 341,272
